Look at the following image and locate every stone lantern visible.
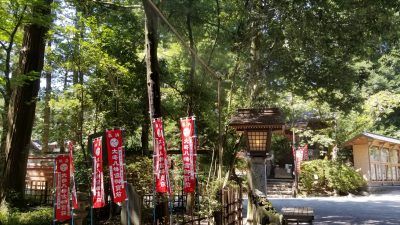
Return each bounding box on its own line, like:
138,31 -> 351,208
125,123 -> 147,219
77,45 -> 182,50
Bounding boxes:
229,108 -> 285,195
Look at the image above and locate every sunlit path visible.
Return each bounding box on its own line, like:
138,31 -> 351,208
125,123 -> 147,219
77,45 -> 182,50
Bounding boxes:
269,190 -> 400,225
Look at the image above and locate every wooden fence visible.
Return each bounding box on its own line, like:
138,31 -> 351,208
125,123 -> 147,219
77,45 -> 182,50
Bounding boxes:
25,180 -> 53,205
142,182 -> 243,225
221,185 -> 243,225
25,156 -> 54,205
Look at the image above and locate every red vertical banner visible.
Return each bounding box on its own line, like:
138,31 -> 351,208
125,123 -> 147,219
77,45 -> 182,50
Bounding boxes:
152,118 -> 170,193
295,145 -> 308,174
180,116 -> 196,193
302,144 -> 309,161
68,142 -> 79,209
55,155 -> 71,221
92,137 -> 106,208
106,129 -> 127,203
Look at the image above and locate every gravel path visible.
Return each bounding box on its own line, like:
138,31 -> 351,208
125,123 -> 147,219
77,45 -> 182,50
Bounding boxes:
266,190 -> 400,225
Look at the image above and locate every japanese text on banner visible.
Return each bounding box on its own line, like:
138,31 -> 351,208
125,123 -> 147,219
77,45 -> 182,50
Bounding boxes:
68,142 -> 79,209
152,118 -> 171,193
106,129 -> 127,203
92,137 -> 106,208
55,155 -> 71,222
180,117 -> 197,193
295,145 -> 308,174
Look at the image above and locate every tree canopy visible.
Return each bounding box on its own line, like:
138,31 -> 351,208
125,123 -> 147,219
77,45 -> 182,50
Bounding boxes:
0,0 -> 400,202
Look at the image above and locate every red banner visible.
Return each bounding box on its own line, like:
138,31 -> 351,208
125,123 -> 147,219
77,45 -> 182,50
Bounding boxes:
180,117 -> 196,193
92,137 -> 106,208
55,155 -> 71,221
68,142 -> 79,209
295,145 -> 308,174
106,129 -> 127,203
152,118 -> 170,193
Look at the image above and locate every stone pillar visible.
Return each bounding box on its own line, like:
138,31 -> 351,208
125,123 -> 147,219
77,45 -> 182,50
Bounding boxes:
73,191 -> 90,225
121,184 -> 142,225
246,156 -> 267,225
249,156 -> 267,195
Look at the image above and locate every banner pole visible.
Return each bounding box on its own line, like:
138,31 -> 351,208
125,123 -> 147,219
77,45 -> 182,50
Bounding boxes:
71,200 -> 74,225
122,140 -> 131,225
70,149 -> 75,225
125,182 -> 130,225
90,206 -> 93,225
90,155 -> 94,225
52,157 -> 57,225
193,116 -> 200,213
151,119 -> 157,225
161,121 -> 172,225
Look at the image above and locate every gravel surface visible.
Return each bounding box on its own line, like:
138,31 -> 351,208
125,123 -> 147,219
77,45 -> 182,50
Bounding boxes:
266,190 -> 400,225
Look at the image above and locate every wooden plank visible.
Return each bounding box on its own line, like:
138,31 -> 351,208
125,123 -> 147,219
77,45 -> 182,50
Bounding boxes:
282,207 -> 314,224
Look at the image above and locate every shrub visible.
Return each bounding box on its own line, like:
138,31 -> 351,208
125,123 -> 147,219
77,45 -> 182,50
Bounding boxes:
299,159 -> 366,195
198,178 -> 224,217
0,203 -> 52,225
126,155 -> 153,196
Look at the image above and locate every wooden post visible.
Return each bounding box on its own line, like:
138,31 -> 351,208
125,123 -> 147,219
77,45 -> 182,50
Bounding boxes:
218,79 -> 223,179
143,0 -> 170,224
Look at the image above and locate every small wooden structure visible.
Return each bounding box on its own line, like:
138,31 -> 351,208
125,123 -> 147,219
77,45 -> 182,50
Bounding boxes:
25,155 -> 54,205
281,207 -> 314,225
229,108 -> 285,156
221,185 -> 243,225
343,132 -> 400,187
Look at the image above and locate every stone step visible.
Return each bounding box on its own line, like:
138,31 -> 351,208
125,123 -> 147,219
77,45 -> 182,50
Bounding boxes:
267,190 -> 293,195
267,179 -> 294,198
268,185 -> 291,188
268,188 -> 292,192
267,194 -> 293,198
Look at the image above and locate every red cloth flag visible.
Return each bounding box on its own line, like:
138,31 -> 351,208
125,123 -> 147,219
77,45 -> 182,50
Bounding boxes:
152,118 -> 171,193
180,117 -> 196,193
302,144 -> 309,161
106,129 -> 127,203
68,142 -> 79,209
92,137 -> 106,208
295,144 -> 308,174
55,155 -> 71,221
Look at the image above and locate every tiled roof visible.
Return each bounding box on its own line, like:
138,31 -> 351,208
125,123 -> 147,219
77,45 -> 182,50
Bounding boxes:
362,132 -> 400,144
229,108 -> 285,131
343,132 -> 400,146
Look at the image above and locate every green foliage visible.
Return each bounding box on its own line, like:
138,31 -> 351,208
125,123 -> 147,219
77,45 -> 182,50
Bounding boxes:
0,203 -> 52,225
48,84 -> 95,144
199,179 -> 223,217
271,134 -> 292,166
126,156 -> 153,196
300,159 -> 366,195
73,144 -> 91,186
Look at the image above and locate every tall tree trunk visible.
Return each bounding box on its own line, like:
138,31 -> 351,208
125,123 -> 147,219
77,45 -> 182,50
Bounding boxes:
63,70 -> 68,89
186,0 -> 195,116
72,11 -> 80,85
3,0 -> 52,203
144,0 -> 162,119
185,0 -> 196,215
0,7 -> 26,201
141,94 -> 150,155
42,42 -> 52,153
249,0 -> 262,105
143,0 -> 168,224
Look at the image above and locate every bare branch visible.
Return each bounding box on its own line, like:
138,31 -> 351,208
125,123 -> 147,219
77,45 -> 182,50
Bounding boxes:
164,81 -> 185,101
0,27 -> 11,36
0,87 -> 5,99
9,5 -> 27,45
207,0 -> 221,65
0,41 -> 6,50
88,0 -> 141,9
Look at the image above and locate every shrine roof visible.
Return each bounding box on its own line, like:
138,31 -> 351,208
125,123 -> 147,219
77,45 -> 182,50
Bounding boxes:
229,108 -> 285,131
